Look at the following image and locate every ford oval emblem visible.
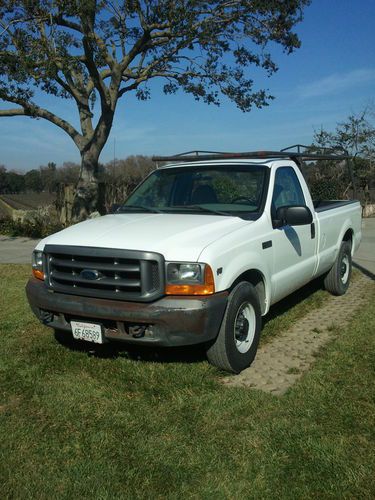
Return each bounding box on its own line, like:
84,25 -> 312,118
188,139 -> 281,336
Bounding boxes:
80,269 -> 101,280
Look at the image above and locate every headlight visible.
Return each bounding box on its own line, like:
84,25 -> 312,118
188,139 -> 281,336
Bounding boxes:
167,263 -> 203,284
165,262 -> 215,295
32,250 -> 45,280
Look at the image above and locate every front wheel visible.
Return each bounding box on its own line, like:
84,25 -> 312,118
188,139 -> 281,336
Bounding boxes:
324,240 -> 352,296
206,282 -> 262,373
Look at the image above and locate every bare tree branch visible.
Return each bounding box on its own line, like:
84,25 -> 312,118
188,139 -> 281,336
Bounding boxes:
0,96 -> 82,146
0,108 -> 26,116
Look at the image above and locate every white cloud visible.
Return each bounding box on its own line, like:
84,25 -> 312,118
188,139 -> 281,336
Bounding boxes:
297,68 -> 375,99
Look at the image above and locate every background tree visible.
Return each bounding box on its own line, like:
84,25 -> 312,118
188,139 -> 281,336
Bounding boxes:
103,154 -> 155,209
57,161 -> 80,185
25,168 -> 43,192
0,0 -> 309,219
39,161 -> 58,192
4,171 -> 25,194
311,108 -> 375,202
0,165 -> 8,193
314,108 -> 375,159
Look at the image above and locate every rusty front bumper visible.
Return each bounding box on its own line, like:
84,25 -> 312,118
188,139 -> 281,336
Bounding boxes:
26,278 -> 228,347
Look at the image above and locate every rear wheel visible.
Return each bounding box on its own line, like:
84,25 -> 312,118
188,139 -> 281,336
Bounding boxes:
324,240 -> 352,295
206,282 -> 261,373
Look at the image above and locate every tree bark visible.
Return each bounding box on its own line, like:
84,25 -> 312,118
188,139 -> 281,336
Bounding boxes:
71,148 -> 105,221
70,106 -> 115,222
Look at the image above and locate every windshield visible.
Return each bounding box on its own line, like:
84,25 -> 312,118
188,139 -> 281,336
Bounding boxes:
120,165 -> 268,218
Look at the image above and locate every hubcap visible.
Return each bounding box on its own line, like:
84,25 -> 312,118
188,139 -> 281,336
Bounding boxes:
340,255 -> 350,284
234,302 -> 256,354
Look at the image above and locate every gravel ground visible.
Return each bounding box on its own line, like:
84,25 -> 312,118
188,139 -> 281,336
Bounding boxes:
0,235 -> 40,264
222,273 -> 374,395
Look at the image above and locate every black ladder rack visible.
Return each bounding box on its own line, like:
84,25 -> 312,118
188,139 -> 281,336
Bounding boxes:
152,144 -> 351,163
152,145 -> 356,197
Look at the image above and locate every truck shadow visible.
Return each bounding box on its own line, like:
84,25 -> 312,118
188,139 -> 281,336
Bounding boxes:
54,329 -> 207,364
353,262 -> 375,281
55,276 -> 327,365
261,275 -> 325,328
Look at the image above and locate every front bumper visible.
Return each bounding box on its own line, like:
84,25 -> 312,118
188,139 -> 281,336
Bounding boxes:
26,278 -> 228,347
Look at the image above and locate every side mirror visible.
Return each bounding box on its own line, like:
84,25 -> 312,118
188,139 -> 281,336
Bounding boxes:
275,205 -> 313,227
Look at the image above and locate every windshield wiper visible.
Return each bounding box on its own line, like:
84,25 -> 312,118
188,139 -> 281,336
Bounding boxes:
171,205 -> 234,216
117,205 -> 164,214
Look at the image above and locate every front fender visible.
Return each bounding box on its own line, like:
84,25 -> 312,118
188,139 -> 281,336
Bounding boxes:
201,246 -> 272,315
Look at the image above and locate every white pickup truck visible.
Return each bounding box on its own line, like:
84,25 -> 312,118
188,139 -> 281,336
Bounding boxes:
26,150 -> 362,373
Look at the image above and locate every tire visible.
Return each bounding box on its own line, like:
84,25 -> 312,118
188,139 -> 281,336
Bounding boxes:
324,240 -> 352,296
206,282 -> 262,373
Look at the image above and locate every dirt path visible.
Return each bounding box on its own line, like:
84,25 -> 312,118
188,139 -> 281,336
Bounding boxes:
222,273 -> 374,395
0,235 -> 39,264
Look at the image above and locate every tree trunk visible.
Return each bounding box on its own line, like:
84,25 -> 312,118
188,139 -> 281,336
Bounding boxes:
71,149 -> 105,221
69,107 -> 115,222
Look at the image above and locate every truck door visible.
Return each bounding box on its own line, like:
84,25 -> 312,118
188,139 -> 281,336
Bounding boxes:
270,166 -> 317,303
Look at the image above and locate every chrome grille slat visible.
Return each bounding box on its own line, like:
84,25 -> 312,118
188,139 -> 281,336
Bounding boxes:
51,270 -> 141,288
51,257 -> 140,273
44,245 -> 164,302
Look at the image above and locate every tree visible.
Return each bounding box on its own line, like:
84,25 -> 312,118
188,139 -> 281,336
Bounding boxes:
57,161 -> 80,185
314,109 -> 375,159
312,109 -> 375,201
25,168 -> 43,192
0,0 -> 310,219
40,161 -> 57,192
5,171 -> 25,193
0,165 -> 8,193
103,154 -> 155,209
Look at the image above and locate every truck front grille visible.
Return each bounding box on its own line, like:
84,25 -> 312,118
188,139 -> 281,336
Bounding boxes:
44,245 -> 165,302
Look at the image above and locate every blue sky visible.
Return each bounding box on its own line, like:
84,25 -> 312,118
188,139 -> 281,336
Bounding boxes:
1,0 -> 374,171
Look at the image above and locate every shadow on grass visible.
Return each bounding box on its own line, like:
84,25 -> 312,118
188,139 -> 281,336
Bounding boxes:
262,275 -> 325,329
54,276 -> 327,366
353,261 -> 375,281
54,329 -> 207,364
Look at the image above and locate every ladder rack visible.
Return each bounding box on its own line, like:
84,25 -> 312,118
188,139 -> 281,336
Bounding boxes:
152,144 -> 351,163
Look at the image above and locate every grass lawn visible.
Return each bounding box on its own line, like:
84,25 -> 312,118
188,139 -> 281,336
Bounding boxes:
1,265 -> 374,499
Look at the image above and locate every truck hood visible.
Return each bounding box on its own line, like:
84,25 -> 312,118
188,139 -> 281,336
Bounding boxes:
36,213 -> 252,261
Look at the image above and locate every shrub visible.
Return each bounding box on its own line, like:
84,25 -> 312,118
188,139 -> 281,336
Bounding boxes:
0,206 -> 63,238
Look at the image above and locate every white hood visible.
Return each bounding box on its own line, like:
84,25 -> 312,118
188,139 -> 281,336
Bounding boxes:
36,213 -> 252,261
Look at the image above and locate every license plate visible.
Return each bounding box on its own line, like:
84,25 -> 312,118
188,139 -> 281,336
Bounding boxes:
71,321 -> 104,344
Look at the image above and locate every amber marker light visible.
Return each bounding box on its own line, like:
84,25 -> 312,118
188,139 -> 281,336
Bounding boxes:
165,263 -> 215,296
32,251 -> 45,280
32,269 -> 45,280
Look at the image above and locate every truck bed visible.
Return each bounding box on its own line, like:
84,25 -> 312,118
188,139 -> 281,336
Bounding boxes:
313,200 -> 359,213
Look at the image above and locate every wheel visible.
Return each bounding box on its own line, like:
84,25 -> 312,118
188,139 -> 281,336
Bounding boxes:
324,240 -> 352,296
206,282 -> 262,373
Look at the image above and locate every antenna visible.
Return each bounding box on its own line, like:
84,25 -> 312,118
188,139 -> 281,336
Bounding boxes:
113,137 -> 116,176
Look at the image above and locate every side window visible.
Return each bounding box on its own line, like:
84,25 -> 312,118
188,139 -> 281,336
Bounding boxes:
272,167 -> 305,214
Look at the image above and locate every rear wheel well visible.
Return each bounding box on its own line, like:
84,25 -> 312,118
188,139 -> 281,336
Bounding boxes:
343,228 -> 353,252
230,270 -> 266,315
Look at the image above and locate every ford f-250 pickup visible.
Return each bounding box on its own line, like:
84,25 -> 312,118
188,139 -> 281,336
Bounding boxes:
26,149 -> 362,373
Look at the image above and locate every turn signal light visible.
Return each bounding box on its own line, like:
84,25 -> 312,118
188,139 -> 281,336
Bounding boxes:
32,269 -> 45,280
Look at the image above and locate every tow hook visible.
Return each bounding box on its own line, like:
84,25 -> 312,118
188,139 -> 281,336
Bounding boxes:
128,324 -> 147,338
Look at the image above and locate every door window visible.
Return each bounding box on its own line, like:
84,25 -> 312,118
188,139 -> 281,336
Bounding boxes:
272,167 -> 306,216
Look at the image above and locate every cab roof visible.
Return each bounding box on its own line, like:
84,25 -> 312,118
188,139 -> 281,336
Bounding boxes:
157,158 -> 277,170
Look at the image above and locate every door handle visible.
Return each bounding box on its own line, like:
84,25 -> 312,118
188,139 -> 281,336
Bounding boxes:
311,222 -> 315,239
